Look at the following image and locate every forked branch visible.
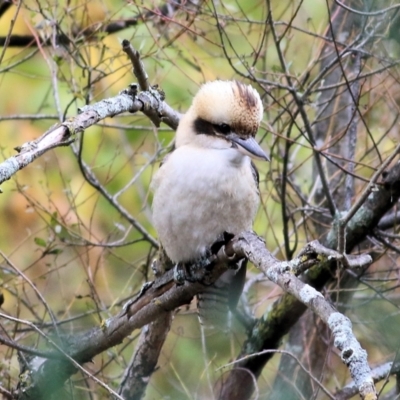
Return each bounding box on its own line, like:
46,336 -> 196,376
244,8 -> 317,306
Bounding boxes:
16,232 -> 376,399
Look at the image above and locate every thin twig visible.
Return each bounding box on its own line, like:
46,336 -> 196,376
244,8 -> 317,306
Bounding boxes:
0,250 -> 60,337
0,312 -> 125,400
266,0 -> 337,217
334,0 -> 400,16
122,40 -> 150,91
220,349 -> 335,399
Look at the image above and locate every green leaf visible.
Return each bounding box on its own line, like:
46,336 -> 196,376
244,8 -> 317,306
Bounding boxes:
34,237 -> 47,247
47,248 -> 63,255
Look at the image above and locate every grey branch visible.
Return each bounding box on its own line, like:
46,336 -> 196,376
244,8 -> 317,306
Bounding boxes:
298,240 -> 372,270
118,312 -> 173,399
122,40 -> 150,91
16,263 -> 227,399
221,159 -> 400,400
335,361 -> 400,400
0,83 -> 181,189
223,232 -> 376,400
118,251 -> 173,400
17,233 -> 376,399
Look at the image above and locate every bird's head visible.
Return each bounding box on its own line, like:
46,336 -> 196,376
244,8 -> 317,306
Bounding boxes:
176,80 -> 269,161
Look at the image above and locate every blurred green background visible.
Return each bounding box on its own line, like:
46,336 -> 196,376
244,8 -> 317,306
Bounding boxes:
1,0 -> 399,398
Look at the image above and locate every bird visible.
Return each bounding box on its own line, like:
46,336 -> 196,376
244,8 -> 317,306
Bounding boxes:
151,80 -> 268,328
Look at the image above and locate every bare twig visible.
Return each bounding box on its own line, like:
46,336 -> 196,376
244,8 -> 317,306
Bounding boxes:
220,349 -> 335,399
71,143 -> 159,248
122,40 -> 150,91
1,312 -> 125,400
0,0 -> 22,65
0,250 -> 60,336
0,333 -> 60,359
341,144 -> 400,226
15,265 -> 223,399
266,0 -> 337,217
334,0 -> 400,16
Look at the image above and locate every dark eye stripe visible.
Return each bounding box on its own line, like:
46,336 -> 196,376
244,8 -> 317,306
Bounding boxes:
193,117 -> 232,136
193,117 -> 215,135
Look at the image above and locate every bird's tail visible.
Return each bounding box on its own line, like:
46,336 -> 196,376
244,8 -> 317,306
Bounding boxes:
196,259 -> 247,330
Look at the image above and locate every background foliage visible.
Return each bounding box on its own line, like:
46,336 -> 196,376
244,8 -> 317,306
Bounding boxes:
1,0 -> 400,399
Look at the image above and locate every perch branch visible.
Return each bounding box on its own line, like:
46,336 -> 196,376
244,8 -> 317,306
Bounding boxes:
220,160 -> 400,400
222,232 -> 376,400
16,233 -> 376,399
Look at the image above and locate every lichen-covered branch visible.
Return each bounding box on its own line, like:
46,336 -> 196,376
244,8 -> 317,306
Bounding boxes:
335,361 -> 400,400
222,232 -> 376,400
16,232 -> 377,399
220,161 -> 400,400
0,84 -> 180,189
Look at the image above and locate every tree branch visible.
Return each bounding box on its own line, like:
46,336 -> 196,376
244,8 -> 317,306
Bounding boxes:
16,265 -> 221,399
335,361 -> 400,400
118,312 -> 173,400
224,232 -> 376,399
15,232 -> 377,399
220,160 -> 400,399
0,84 -> 180,189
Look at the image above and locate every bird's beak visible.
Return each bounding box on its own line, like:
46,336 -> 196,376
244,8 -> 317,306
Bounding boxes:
227,134 -> 269,161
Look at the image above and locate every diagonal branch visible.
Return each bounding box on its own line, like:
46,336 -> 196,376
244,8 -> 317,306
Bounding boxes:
225,232 -> 376,399
118,312 -> 173,399
335,361 -> 400,400
220,160 -> 400,400
0,84 -> 180,189
15,232 -> 377,399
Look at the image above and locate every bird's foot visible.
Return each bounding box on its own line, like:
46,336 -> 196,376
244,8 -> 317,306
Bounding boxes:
173,263 -> 187,285
187,253 -> 215,282
173,252 -> 216,285
172,232 -> 235,285
210,231 -> 235,254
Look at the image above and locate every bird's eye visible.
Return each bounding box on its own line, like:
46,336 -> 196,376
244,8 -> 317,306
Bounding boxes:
214,123 -> 231,135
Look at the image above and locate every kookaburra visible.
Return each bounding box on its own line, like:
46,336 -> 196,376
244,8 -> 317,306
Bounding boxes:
151,80 -> 268,328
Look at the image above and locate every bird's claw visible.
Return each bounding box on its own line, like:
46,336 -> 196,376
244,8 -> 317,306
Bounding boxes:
173,254 -> 215,285
173,263 -> 186,285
